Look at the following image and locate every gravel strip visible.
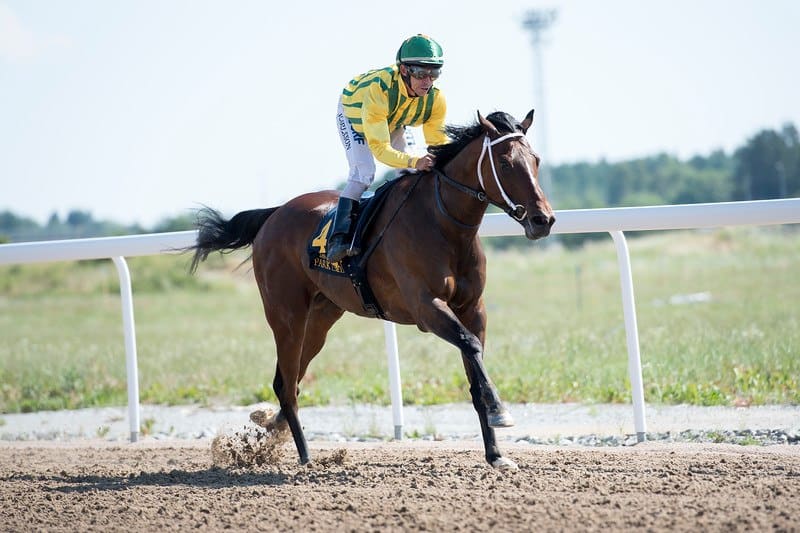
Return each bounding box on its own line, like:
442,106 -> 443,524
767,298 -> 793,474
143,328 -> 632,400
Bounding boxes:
2,402 -> 798,447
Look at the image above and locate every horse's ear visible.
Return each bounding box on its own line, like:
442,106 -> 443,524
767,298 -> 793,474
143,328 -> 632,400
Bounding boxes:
477,110 -> 499,136
521,109 -> 535,134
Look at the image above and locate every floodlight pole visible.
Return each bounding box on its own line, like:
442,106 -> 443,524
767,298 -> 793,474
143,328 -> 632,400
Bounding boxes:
522,9 -> 558,202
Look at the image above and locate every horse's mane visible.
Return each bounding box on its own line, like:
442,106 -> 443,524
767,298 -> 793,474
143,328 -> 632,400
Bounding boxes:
429,111 -> 522,170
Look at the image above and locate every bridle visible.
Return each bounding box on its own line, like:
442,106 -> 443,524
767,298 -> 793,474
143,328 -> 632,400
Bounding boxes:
478,133 -> 528,221
434,132 -> 529,228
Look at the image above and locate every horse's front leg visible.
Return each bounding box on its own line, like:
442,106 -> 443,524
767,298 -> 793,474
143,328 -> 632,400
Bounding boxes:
457,301 -> 514,428
456,302 -> 518,471
418,297 -> 516,470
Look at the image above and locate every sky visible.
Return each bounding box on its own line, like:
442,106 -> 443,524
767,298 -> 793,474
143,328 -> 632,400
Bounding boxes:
1,0 -> 798,227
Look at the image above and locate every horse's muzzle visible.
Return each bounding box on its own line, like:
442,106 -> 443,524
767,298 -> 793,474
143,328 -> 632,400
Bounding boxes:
523,213 -> 556,240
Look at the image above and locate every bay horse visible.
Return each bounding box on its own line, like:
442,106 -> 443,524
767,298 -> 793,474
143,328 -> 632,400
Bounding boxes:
188,109 -> 555,470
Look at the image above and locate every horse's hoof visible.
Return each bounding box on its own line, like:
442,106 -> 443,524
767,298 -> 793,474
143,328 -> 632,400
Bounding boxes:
488,409 -> 515,428
491,456 -> 519,471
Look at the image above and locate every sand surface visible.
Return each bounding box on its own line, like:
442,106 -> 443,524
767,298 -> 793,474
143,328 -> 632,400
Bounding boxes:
1,439 -> 798,531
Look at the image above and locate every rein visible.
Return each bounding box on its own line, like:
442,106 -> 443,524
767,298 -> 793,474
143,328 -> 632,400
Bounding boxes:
354,172 -> 424,269
433,169 -> 483,228
347,173 -> 424,320
433,132 -> 528,226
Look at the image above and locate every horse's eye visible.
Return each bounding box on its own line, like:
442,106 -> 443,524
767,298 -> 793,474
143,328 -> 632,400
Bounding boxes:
500,160 -> 512,171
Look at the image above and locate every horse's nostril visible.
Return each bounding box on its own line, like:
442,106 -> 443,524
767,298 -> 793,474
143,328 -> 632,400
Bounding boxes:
532,215 -> 549,226
548,215 -> 556,228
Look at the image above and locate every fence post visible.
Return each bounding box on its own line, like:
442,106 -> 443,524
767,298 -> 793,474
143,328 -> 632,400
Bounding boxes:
383,321 -> 404,440
609,231 -> 647,442
112,256 -> 140,443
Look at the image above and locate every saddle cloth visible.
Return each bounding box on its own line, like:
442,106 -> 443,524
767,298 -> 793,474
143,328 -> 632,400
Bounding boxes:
307,177 -> 401,276
306,177 -> 406,318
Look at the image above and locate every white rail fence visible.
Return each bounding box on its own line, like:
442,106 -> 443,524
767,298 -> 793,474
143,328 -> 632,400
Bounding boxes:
1,198 -> 799,442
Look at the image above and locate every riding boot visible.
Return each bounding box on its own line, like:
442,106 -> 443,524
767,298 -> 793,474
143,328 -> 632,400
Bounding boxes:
326,197 -> 360,263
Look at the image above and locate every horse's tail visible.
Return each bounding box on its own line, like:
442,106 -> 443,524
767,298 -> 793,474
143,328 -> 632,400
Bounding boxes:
187,206 -> 278,273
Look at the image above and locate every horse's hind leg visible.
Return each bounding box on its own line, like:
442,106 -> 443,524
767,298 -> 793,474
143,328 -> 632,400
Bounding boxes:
271,325 -> 311,463
257,278 -> 314,464
264,292 -> 344,465
297,293 -> 345,383
266,294 -> 344,430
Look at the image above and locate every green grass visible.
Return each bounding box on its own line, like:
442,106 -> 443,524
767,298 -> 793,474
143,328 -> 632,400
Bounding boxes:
1,227 -> 798,413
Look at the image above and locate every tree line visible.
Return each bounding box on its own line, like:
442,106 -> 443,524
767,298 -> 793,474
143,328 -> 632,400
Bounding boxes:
534,122 -> 799,248
0,210 -> 195,244
1,123 -> 798,246
551,122 -> 799,210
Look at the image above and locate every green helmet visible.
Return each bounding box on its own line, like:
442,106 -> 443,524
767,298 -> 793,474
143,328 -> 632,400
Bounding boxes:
396,34 -> 444,66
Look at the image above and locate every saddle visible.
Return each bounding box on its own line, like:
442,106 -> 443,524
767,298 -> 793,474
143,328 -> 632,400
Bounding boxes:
308,177 -> 411,319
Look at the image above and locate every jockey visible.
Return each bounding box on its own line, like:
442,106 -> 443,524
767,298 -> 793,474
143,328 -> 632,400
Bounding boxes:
328,34 -> 448,263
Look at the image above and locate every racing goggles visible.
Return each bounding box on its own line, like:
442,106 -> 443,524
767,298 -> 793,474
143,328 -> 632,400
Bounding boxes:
406,64 -> 441,81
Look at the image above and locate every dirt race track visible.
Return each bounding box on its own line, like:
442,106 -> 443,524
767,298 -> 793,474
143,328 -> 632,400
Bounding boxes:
1,440 -> 798,532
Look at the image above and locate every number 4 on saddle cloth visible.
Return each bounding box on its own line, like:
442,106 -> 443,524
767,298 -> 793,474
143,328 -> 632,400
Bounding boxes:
307,176 -> 414,319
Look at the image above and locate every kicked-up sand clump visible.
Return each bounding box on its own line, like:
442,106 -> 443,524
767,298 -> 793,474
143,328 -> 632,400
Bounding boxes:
211,408 -> 291,468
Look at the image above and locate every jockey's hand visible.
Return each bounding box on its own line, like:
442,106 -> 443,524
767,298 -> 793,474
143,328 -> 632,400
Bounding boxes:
415,154 -> 436,172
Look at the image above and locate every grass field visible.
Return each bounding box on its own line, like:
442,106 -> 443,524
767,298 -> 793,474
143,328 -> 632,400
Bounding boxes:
1,226 -> 798,414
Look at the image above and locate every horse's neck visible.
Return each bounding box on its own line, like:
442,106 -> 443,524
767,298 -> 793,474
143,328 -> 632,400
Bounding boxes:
435,152 -> 488,232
